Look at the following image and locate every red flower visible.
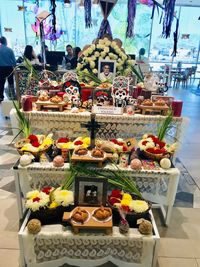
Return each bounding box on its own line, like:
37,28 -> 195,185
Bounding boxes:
32,197 -> 41,202
123,145 -> 128,152
28,134 -> 38,143
31,141 -> 40,147
156,140 -> 166,149
121,205 -> 131,212
57,137 -> 69,143
110,189 -> 122,199
65,81 -> 71,87
74,140 -> 83,145
109,196 -> 121,206
110,139 -> 118,144
117,142 -> 124,146
142,140 -> 148,146
42,186 -> 52,195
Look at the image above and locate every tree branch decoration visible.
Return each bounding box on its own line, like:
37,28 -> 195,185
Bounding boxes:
126,0 -> 137,38
171,17 -> 179,57
84,0 -> 92,28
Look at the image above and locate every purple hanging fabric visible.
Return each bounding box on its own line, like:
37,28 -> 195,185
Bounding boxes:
50,0 -> 57,39
126,0 -> 137,38
97,19 -> 112,39
84,0 -> 92,28
162,0 -> 176,38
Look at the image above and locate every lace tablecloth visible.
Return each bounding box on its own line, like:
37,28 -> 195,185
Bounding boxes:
10,109 -> 184,141
19,211 -> 159,267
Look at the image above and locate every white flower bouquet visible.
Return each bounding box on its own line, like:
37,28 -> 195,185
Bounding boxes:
77,37 -> 136,78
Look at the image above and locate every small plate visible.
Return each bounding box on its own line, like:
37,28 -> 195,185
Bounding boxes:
91,208 -> 112,223
70,209 -> 90,224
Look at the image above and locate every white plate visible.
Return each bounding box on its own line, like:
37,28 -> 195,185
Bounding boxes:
70,209 -> 90,224
91,208 -> 112,223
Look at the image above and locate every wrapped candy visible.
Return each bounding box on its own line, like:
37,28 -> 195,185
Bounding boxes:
27,219 -> 41,234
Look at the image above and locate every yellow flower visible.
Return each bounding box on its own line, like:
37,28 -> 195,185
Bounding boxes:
49,201 -> 59,209
122,193 -> 132,201
83,137 -> 90,145
121,199 -> 131,206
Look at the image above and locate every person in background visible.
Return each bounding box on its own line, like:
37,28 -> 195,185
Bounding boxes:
65,44 -> 77,69
0,36 -> 16,102
23,45 -> 40,64
73,47 -> 81,68
38,45 -> 48,63
137,48 -> 149,63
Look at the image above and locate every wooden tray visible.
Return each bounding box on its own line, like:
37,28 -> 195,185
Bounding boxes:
63,206 -> 113,235
139,104 -> 169,115
36,100 -> 66,112
71,152 -> 113,167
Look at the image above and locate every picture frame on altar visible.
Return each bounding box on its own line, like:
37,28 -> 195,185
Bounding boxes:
98,59 -> 116,81
74,176 -> 108,206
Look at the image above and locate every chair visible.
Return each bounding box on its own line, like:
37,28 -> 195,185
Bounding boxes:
173,68 -> 190,88
190,66 -> 197,82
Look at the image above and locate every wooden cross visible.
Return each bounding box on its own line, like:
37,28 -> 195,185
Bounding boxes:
81,113 -> 101,149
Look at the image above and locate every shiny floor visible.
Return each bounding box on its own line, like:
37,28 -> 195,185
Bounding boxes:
0,81 -> 200,267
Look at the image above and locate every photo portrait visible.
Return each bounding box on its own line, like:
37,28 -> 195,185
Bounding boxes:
98,60 -> 116,81
75,176 -> 108,206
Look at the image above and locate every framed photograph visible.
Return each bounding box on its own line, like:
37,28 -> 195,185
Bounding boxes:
98,59 -> 116,81
74,176 -> 108,206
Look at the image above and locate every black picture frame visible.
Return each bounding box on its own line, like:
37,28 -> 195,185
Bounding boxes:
74,176 -> 108,206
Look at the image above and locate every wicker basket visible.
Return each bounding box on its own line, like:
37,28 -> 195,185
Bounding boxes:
108,195 -> 151,228
142,150 -> 171,161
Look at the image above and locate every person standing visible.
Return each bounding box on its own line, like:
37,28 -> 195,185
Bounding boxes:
0,36 -> 16,102
65,44 -> 76,69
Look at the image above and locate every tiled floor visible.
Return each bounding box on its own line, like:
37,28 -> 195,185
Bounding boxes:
0,81 -> 200,267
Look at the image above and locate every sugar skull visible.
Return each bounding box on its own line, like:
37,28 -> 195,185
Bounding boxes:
62,71 -> 78,83
111,76 -> 130,107
95,91 -> 110,106
63,80 -> 81,106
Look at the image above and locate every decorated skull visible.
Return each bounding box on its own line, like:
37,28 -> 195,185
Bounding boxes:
111,76 -> 130,107
62,71 -> 78,83
95,91 -> 110,106
63,80 -> 81,104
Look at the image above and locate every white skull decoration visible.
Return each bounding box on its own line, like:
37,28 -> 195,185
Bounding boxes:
63,81 -> 81,108
111,76 -> 130,107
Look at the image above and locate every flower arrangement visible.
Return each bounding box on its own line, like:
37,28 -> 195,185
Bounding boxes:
76,37 -> 135,81
56,136 -> 90,150
25,187 -> 74,212
15,134 -> 53,156
108,190 -> 149,213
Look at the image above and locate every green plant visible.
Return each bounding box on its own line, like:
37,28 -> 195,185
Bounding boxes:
69,161 -> 142,198
12,100 -> 31,139
157,107 -> 173,141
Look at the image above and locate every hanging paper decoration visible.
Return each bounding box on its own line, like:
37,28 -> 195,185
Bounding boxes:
18,5 -> 27,11
50,0 -> 57,38
4,27 -> 12,32
84,0 -> 92,28
126,0 -> 137,38
139,0 -> 153,6
181,34 -> 190,39
97,0 -> 117,39
162,0 -> 176,38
